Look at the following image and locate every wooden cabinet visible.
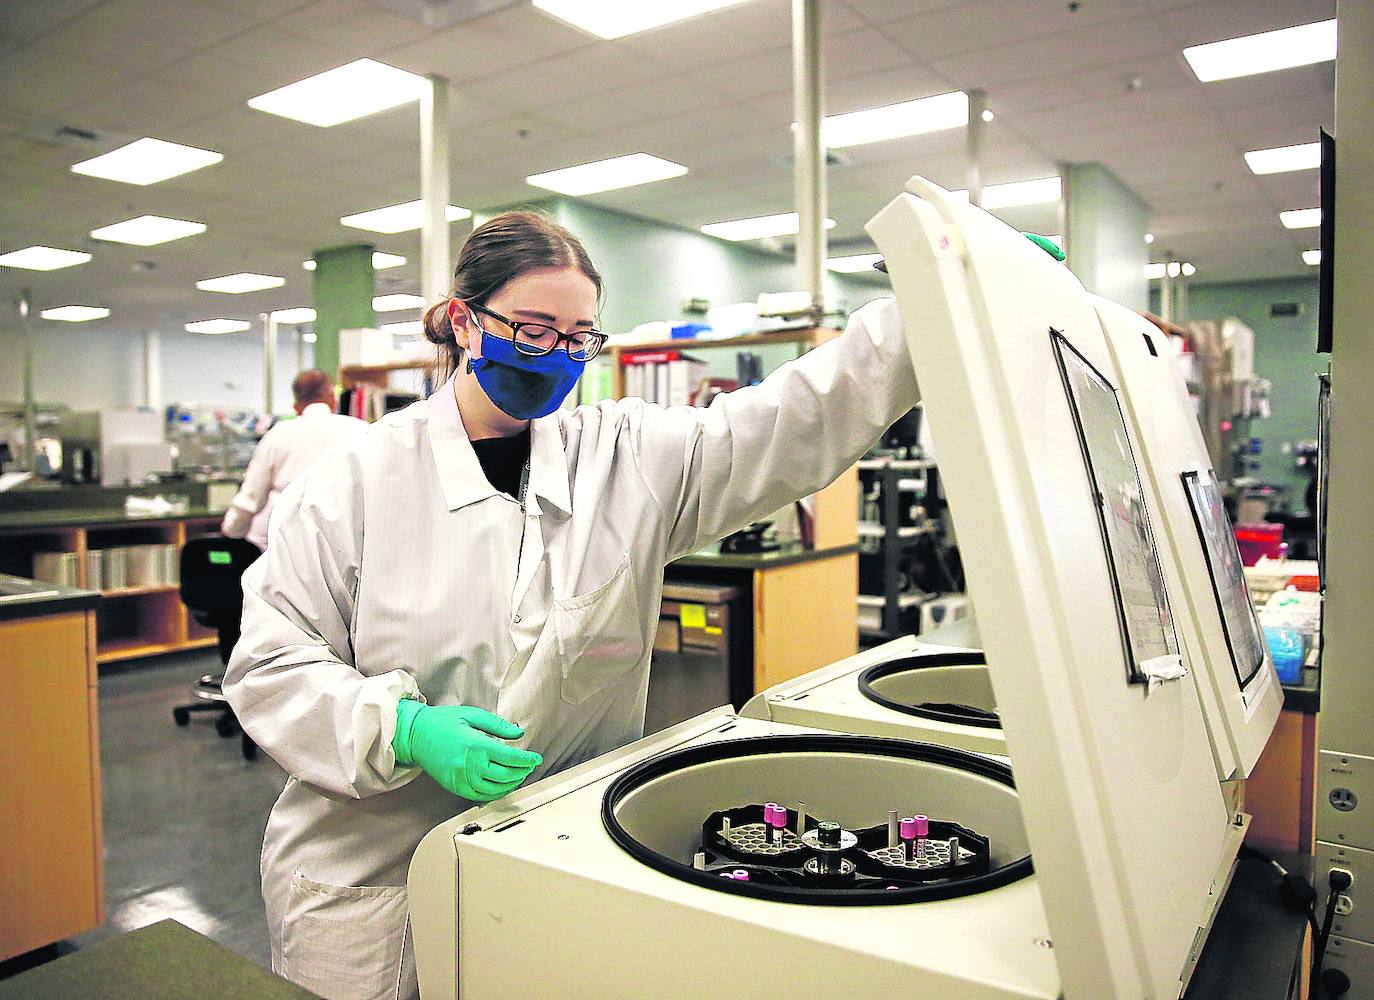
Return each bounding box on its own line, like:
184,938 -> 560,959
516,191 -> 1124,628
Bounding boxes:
0,517 -> 222,665
0,607 -> 103,961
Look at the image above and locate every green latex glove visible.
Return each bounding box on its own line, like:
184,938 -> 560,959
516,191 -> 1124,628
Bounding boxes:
1023,232 -> 1066,261
393,699 -> 543,801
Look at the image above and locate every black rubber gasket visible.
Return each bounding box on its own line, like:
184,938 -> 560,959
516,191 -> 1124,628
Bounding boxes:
857,651 -> 1002,729
601,733 -> 1033,906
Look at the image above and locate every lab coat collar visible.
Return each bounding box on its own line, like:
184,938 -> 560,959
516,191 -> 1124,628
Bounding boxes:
427,377 -> 571,516
301,402 -> 333,417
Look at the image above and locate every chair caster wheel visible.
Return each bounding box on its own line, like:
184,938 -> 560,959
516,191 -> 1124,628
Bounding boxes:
241,734 -> 258,761
173,707 -> 190,726
214,714 -> 238,738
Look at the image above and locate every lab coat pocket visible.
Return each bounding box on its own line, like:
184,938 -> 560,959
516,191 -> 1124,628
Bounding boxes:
552,553 -> 647,704
281,872 -> 414,1000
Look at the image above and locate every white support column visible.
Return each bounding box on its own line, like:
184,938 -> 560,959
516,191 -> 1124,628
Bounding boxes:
263,312 -> 277,415
142,330 -> 162,410
19,290 -> 35,472
421,73 -> 452,309
791,0 -> 825,318
966,89 -> 988,208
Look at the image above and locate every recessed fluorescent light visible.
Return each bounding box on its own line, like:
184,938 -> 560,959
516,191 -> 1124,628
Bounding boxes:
1303,249 -> 1321,266
820,91 -> 968,149
1245,142 -> 1321,175
1183,19 -> 1336,82
826,253 -> 884,273
533,0 -> 750,39
701,212 -> 837,241
186,319 -> 251,334
948,177 -> 1062,209
983,176 -> 1061,209
1143,262 -> 1195,279
382,320 -> 423,336
71,137 -> 223,185
41,305 -> 110,322
1280,208 -> 1321,229
373,294 -> 425,312
248,59 -> 428,127
271,307 -> 316,324
303,251 -> 408,271
528,153 -> 688,196
196,272 -> 286,294
341,201 -> 471,234
91,215 -> 206,246
0,246 -> 92,271
1144,232 -> 1155,244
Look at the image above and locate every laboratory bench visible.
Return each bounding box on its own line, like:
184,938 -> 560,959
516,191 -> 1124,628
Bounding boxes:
0,574 -> 103,964
0,498 -> 227,666
0,920 -> 313,1000
664,541 -> 859,704
1248,661 -> 1323,856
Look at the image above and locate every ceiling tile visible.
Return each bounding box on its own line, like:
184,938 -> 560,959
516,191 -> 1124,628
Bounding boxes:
825,27 -> 921,81
930,15 -> 1176,87
269,0 -> 434,55
1155,0 -> 1335,47
87,0 -> 251,50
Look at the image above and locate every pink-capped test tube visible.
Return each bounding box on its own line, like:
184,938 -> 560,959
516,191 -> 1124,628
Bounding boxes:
899,816 -> 917,860
764,803 -> 786,844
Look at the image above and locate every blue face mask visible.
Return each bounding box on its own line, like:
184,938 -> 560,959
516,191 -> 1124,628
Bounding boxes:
468,329 -> 582,420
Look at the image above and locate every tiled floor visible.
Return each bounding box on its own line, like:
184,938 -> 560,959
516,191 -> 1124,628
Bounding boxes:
72,650 -> 287,969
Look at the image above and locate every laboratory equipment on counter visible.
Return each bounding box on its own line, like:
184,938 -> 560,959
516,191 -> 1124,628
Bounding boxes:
743,636 -> 1004,756
56,409 -> 172,486
407,177 -> 1282,999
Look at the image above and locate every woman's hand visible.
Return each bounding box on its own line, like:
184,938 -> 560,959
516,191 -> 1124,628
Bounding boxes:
393,700 -> 543,801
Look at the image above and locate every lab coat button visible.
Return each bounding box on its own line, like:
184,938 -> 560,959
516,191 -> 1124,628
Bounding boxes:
512,614 -> 522,624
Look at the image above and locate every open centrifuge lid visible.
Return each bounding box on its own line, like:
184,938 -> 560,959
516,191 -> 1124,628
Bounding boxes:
1092,296 -> 1283,779
867,178 -> 1256,1000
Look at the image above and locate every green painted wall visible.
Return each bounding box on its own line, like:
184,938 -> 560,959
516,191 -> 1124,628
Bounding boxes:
1164,276 -> 1324,503
312,243 -> 376,378
1066,162 -> 1149,311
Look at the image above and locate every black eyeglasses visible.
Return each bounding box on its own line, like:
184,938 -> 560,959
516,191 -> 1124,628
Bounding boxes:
469,302 -> 607,362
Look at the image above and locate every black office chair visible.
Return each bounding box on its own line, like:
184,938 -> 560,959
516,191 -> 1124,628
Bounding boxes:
173,535 -> 261,760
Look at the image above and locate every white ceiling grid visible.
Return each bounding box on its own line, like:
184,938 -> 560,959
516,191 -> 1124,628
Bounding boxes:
0,0 -> 1333,334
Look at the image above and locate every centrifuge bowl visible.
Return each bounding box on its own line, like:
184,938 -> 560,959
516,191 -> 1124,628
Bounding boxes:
858,652 -> 1001,729
602,733 -> 1032,905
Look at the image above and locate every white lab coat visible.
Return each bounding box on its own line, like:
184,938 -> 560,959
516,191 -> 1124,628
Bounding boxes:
224,297 -> 917,999
222,402 -> 369,549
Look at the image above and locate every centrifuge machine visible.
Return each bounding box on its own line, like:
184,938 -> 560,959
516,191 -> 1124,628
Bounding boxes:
408,178 -> 1282,1000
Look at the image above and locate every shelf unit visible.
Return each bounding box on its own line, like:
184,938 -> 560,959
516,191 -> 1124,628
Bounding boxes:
0,516 -> 223,665
608,326 -> 857,551
607,326 -> 840,400
857,457 -> 943,640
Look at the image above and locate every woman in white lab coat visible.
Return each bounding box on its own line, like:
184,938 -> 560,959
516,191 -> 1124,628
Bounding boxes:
224,210 -> 918,1000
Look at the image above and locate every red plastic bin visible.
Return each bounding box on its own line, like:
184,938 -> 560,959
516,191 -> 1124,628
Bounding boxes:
1235,523 -> 1284,567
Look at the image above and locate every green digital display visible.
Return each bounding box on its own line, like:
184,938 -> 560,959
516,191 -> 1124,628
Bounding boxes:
208,551 -> 231,565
